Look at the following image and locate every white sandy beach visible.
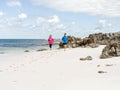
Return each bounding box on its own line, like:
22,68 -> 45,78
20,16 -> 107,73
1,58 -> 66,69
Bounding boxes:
0,45 -> 120,90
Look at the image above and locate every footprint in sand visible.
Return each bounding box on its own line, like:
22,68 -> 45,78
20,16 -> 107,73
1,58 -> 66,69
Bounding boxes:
0,70 -> 3,72
97,65 -> 100,67
105,64 -> 114,66
12,80 -> 17,86
21,64 -> 25,66
9,65 -> 18,71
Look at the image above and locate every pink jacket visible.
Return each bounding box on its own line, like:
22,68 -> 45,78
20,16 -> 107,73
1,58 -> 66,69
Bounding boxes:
48,37 -> 54,44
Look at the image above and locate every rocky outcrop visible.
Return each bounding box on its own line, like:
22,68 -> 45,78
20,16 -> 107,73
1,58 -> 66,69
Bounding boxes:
59,32 -> 120,59
100,41 -> 120,59
59,36 -> 99,48
88,32 -> 120,45
59,32 -> 120,49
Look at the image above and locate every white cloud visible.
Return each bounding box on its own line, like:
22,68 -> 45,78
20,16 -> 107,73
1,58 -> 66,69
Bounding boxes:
55,24 -> 66,30
0,11 -> 4,16
18,13 -> 27,19
108,23 -> 112,27
31,0 -> 120,17
0,16 -> 29,28
48,15 -> 60,24
98,19 -> 112,28
1,17 -> 22,27
28,25 -> 37,29
36,17 -> 46,24
99,19 -> 106,27
94,28 -> 101,33
36,15 -> 60,24
7,0 -> 22,7
94,27 -> 101,33
71,21 -> 76,25
47,23 -> 67,34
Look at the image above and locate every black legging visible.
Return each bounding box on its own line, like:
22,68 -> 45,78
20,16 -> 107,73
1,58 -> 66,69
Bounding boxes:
49,44 -> 52,48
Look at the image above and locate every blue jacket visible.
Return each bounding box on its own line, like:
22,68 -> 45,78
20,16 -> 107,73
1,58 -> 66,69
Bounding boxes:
62,36 -> 68,44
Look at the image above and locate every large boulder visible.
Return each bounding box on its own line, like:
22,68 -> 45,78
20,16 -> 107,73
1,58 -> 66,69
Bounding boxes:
59,41 -> 64,48
100,41 -> 120,59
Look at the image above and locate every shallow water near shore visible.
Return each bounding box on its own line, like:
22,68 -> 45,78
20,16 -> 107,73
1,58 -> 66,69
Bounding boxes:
0,39 -> 59,53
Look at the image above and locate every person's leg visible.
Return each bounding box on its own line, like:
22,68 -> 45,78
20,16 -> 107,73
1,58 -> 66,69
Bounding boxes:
50,44 -> 52,50
64,44 -> 67,51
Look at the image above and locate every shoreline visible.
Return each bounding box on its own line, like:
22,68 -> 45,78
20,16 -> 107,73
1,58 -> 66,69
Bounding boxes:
0,44 -> 59,54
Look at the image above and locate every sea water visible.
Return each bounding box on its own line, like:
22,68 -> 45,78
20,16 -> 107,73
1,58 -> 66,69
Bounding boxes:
0,39 -> 59,53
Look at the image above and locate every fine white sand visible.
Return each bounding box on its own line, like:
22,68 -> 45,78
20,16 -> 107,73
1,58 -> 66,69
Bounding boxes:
0,45 -> 120,90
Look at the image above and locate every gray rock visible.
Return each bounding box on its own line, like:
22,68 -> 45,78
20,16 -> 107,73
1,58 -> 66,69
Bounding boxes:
98,71 -> 107,74
0,52 -> 5,54
37,49 -> 47,51
24,50 -> 29,52
100,41 -> 120,59
80,56 -> 92,61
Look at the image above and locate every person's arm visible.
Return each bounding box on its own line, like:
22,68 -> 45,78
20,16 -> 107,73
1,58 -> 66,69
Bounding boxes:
67,36 -> 68,43
48,38 -> 50,43
53,38 -> 54,44
62,36 -> 64,42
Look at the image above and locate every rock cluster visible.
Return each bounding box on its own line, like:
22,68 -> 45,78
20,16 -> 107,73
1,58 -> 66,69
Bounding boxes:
89,32 -> 120,45
59,35 -> 99,48
59,32 -> 120,59
59,32 -> 120,48
100,41 -> 120,59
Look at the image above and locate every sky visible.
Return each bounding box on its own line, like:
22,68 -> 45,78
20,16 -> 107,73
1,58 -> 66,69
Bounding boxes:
0,0 -> 120,39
